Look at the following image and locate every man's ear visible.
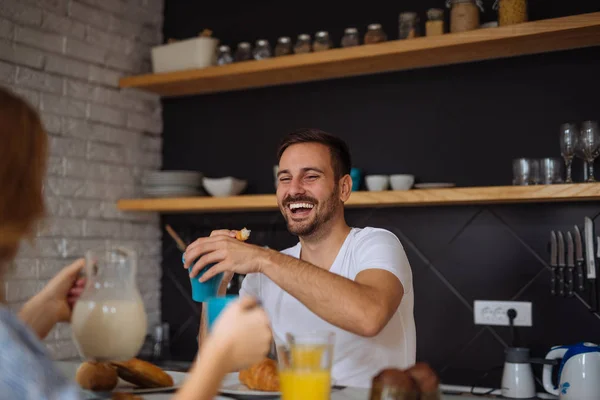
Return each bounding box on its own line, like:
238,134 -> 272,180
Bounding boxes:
339,174 -> 352,201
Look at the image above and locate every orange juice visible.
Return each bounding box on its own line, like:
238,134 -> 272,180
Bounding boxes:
279,369 -> 331,400
290,344 -> 325,368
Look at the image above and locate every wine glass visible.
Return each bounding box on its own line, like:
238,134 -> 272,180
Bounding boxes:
560,122 -> 578,183
578,121 -> 600,182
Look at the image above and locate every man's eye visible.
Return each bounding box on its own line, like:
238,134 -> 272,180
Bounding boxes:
279,177 -> 291,182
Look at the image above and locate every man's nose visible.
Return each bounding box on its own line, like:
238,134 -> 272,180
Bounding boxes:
288,177 -> 305,196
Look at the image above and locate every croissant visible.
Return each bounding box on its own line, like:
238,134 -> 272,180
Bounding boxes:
110,358 -> 174,389
239,358 -> 280,392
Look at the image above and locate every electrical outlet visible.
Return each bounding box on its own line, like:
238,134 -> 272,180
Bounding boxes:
474,300 -> 532,327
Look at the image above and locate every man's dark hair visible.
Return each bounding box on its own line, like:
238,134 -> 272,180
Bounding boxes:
277,128 -> 352,180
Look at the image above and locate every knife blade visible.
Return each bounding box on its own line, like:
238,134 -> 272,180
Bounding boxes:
584,217 -> 597,311
566,231 -> 575,297
550,231 -> 558,296
574,225 -> 586,293
557,231 -> 566,297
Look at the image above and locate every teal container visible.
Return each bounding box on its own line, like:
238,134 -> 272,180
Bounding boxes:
183,253 -> 224,302
206,295 -> 238,331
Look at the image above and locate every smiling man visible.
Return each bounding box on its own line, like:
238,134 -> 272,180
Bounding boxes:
184,128 -> 415,387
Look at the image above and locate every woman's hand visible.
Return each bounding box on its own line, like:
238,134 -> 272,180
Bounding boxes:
202,296 -> 272,371
19,259 -> 85,339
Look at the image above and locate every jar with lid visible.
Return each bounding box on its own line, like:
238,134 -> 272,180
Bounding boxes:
274,36 -> 292,57
446,0 -> 483,33
341,27 -> 360,47
294,34 -> 312,54
252,39 -> 272,60
494,0 -> 527,26
313,31 -> 332,52
216,45 -> 233,65
234,42 -> 252,62
399,12 -> 420,39
364,23 -> 387,44
426,8 -> 445,36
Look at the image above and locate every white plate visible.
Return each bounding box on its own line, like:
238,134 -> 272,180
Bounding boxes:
219,372 -> 281,398
55,361 -> 187,396
219,372 -> 339,398
414,182 -> 456,189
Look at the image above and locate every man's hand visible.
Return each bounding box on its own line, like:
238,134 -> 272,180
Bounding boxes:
183,230 -> 269,282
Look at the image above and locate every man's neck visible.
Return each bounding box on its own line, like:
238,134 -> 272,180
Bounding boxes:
298,218 -> 351,270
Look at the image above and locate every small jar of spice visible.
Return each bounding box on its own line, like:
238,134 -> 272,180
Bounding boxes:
313,31 -> 333,52
364,23 -> 387,44
234,42 -> 252,62
494,0 -> 528,26
426,8 -> 445,36
294,34 -> 312,54
274,36 -> 292,57
446,0 -> 483,33
398,12 -> 420,39
341,27 -> 360,47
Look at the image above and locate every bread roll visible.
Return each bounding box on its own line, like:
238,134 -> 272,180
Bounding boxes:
110,358 -> 174,389
239,358 -> 279,392
235,227 -> 251,241
369,368 -> 418,400
75,361 -> 118,391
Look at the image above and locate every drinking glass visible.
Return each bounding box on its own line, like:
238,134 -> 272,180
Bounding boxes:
539,158 -> 564,185
559,122 -> 578,183
277,332 -> 335,400
578,121 -> 600,182
512,158 -> 540,185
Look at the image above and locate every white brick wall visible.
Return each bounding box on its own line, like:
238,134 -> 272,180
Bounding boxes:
2,0 -> 164,359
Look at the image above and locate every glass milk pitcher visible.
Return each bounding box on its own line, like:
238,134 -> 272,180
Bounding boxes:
71,245 -> 147,361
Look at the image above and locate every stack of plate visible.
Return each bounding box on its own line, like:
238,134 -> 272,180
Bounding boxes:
141,170 -> 205,197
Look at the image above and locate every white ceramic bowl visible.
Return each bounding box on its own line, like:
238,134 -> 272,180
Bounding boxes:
390,174 -> 415,190
151,36 -> 219,73
365,175 -> 390,191
203,177 -> 247,197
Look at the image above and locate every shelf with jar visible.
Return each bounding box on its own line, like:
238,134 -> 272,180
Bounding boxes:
120,11 -> 600,97
116,183 -> 600,213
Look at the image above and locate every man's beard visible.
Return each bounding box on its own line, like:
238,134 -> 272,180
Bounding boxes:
281,185 -> 340,238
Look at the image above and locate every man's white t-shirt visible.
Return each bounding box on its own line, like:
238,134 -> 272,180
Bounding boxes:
239,227 -> 416,388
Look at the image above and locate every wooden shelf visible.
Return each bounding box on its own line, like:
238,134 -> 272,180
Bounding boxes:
117,183 -> 600,213
119,13 -> 600,97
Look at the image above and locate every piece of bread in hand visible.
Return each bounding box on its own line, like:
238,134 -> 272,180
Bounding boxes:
239,358 -> 280,392
76,361 -> 118,391
235,227 -> 251,241
110,358 -> 174,389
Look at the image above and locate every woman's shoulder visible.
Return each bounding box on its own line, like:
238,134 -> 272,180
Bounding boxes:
0,307 -> 81,399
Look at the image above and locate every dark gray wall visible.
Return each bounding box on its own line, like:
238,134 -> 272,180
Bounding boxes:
160,0 -> 600,390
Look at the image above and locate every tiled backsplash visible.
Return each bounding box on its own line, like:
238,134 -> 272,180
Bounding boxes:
162,202 -> 600,388
1,0 -> 165,359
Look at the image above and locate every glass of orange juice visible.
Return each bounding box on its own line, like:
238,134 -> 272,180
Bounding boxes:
277,331 -> 335,400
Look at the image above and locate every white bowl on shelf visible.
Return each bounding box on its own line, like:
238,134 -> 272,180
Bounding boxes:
151,36 -> 219,73
203,177 -> 247,197
390,174 -> 415,191
365,175 -> 390,191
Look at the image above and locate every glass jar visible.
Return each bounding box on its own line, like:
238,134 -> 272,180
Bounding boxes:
446,0 -> 483,33
274,36 -> 292,57
294,34 -> 312,54
494,0 -> 528,26
313,31 -> 332,52
253,39 -> 272,60
234,42 -> 252,62
426,8 -> 445,36
364,23 -> 387,44
399,12 -> 420,39
341,27 -> 360,47
216,45 -> 233,65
